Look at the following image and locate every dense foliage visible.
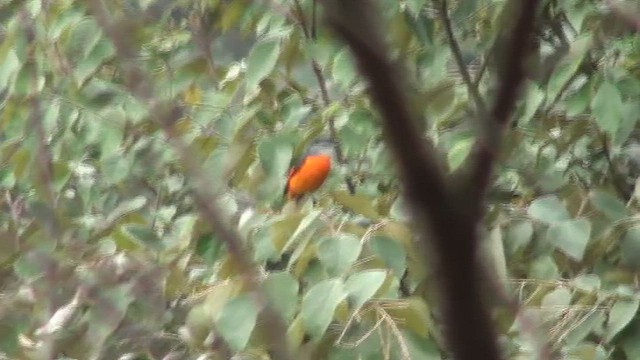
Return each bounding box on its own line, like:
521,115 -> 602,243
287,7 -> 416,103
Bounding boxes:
1,0 -> 640,359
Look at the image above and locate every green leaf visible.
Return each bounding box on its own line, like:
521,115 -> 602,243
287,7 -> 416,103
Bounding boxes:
546,34 -> 592,102
215,295 -> 258,352
332,49 -> 357,88
505,220 -> 533,255
621,228 -> 640,268
589,190 -> 628,221
606,298 -> 640,342
565,80 -> 590,117
263,272 -> 299,322
331,191 -> 380,220
623,325 -> 640,359
258,136 -> 293,176
344,270 -> 387,312
105,196 -> 147,223
546,218 -> 591,261
369,235 -> 406,276
447,136 -> 474,171
301,279 -> 347,338
564,310 -> 605,347
527,195 -> 570,223
317,234 -> 362,276
64,17 -> 103,61
541,287 -> 572,320
529,255 -> 559,280
245,38 -> 281,91
591,80 -> 624,135
518,82 -> 545,125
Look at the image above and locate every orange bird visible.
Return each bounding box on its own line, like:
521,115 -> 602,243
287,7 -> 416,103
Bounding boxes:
284,154 -> 332,200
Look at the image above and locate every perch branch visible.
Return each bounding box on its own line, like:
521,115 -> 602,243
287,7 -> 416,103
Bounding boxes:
292,0 -> 356,194
436,0 -> 488,118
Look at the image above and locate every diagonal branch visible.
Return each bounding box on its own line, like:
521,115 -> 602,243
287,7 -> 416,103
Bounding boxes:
466,0 -> 540,212
87,2 -> 294,360
436,0 -> 488,118
321,1 -> 503,359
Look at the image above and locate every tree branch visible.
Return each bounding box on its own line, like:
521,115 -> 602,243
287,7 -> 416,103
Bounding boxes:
467,1 -> 540,213
322,1 -> 503,359
292,0 -> 356,195
87,2 -> 294,359
436,0 -> 488,118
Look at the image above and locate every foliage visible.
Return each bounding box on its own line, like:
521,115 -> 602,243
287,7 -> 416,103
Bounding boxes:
0,0 -> 639,359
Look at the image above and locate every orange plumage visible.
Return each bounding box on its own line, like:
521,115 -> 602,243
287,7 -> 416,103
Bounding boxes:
284,155 -> 332,200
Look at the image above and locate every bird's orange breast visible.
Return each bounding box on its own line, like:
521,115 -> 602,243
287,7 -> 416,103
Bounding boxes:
285,155 -> 331,200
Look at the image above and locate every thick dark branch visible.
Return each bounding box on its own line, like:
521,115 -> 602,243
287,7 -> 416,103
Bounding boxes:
467,0 -> 540,211
606,0 -> 640,32
322,1 -> 502,359
436,0 -> 488,118
87,2 -> 294,359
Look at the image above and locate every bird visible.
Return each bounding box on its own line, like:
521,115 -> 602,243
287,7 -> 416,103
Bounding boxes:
284,146 -> 332,201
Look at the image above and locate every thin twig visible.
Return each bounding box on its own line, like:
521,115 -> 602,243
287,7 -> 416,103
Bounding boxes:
436,0 -> 488,118
87,2 -> 295,359
22,10 -> 56,209
292,0 -> 356,195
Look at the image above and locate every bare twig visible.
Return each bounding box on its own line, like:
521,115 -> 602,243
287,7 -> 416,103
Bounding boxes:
87,2 -> 294,359
23,11 -> 55,209
436,0 -> 488,118
292,0 -> 356,195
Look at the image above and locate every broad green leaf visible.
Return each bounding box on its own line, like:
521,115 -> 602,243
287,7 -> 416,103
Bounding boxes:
105,196 -> 148,224
447,136 -> 474,171
546,218 -> 591,261
572,274 -> 600,292
623,325 -> 640,359
621,228 -> 640,268
505,220 -> 533,255
546,34 -> 592,102
215,295 -> 258,352
64,18 -> 103,60
332,49 -> 356,88
614,102 -> 640,146
344,270 -> 387,311
541,287 -> 572,320
529,255 -> 559,280
331,191 -> 380,220
564,310 -> 605,347
385,296 -> 432,337
317,234 -> 362,276
245,38 -> 281,91
257,136 -> 293,176
565,79 -> 590,117
589,190 -> 628,221
263,272 -> 299,322
369,235 -> 406,276
518,82 -> 545,125
527,195 -> 570,223
301,279 -> 347,338
591,80 -> 624,135
282,210 -> 321,253
606,298 -> 640,342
